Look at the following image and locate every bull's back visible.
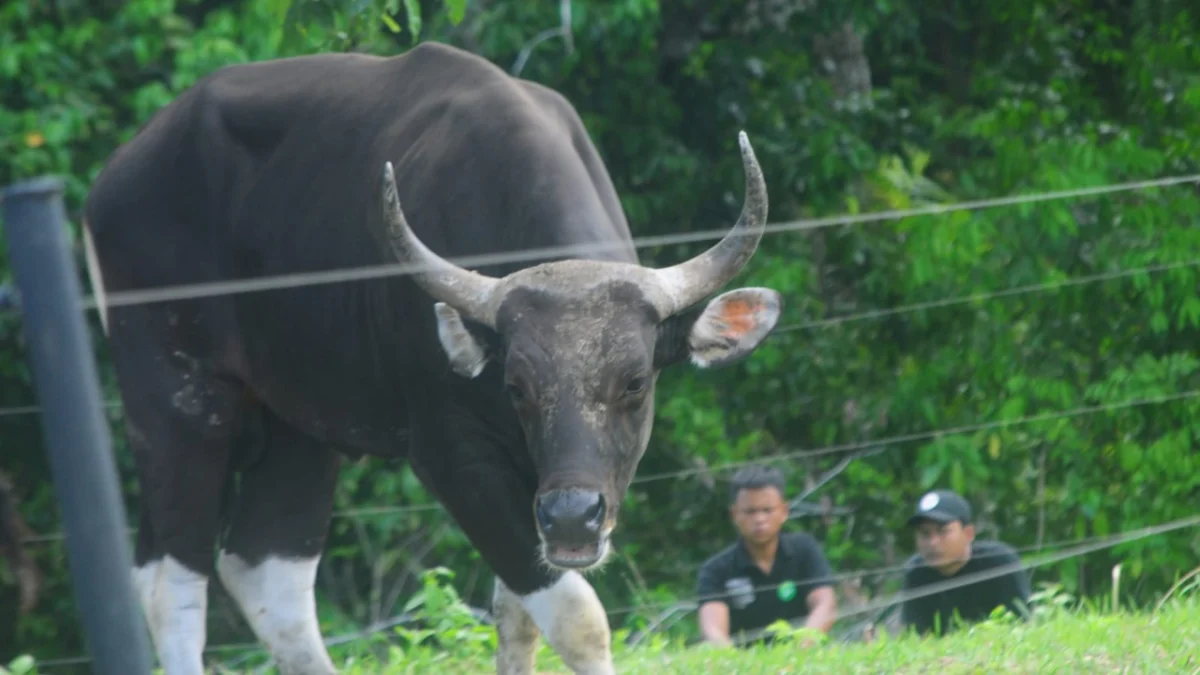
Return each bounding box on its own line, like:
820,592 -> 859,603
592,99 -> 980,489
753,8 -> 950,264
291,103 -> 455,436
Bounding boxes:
84,81 -> 223,294
84,45 -> 471,285
88,41 -> 627,281
82,43 -> 628,452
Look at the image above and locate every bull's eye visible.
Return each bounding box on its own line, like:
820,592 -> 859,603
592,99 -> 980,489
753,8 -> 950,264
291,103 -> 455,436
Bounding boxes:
505,380 -> 531,405
624,376 -> 648,397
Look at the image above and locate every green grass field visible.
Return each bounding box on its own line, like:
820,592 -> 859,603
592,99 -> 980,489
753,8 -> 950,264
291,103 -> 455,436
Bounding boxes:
314,597 -> 1200,674
7,596 -> 1198,674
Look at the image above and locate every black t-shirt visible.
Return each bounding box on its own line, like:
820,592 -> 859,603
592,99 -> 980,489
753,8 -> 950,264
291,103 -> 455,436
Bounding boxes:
696,532 -> 834,638
899,539 -> 1031,636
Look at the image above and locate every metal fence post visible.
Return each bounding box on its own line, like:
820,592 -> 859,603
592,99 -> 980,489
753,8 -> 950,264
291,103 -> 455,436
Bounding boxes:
1,176 -> 152,674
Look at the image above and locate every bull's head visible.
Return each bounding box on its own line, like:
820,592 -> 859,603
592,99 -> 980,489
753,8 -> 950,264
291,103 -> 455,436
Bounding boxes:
380,131 -> 779,570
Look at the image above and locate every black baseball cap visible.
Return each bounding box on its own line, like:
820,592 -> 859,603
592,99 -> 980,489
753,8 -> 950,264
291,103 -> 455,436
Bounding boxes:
906,489 -> 972,527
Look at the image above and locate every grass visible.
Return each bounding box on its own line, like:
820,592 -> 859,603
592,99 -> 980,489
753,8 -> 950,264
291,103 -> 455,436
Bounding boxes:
311,597 -> 1200,674
7,595 -> 1199,674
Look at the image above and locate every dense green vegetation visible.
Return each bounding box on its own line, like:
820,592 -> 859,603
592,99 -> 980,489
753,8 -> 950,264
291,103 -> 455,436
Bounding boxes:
2,0 -> 1199,667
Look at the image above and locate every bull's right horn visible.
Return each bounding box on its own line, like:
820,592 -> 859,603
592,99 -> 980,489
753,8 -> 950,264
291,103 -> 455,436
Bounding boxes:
650,131 -> 769,317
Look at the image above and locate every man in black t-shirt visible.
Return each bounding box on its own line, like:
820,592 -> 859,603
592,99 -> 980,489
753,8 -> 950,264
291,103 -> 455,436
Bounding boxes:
899,489 -> 1031,636
695,465 -> 837,646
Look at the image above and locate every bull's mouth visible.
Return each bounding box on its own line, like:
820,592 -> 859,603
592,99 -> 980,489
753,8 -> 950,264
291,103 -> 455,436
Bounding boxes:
542,536 -> 609,569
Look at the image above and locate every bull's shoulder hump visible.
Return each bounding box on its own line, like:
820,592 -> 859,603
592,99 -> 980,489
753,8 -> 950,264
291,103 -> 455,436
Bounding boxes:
202,43 -> 507,108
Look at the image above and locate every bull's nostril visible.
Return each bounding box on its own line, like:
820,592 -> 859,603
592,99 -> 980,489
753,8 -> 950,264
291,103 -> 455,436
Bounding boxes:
536,499 -> 553,532
537,489 -> 606,543
584,494 -> 605,529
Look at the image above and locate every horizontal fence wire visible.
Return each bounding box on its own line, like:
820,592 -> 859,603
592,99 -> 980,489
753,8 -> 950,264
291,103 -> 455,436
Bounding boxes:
18,502 -> 444,545
1,255 -> 1195,422
771,257 -> 1200,334
31,513 -> 1200,670
606,516 -> 1200,620
628,389 -> 1200,486
47,171 -> 1199,311
17,388 -> 1200,546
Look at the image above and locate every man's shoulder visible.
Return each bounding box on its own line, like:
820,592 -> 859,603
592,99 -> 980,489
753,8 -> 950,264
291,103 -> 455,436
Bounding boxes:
900,553 -> 929,584
696,541 -> 745,598
780,531 -> 821,552
698,541 -> 742,574
971,539 -> 1021,567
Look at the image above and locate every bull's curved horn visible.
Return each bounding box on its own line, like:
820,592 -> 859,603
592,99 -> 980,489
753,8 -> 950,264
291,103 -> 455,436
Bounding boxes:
651,131 -> 768,316
380,162 -> 502,327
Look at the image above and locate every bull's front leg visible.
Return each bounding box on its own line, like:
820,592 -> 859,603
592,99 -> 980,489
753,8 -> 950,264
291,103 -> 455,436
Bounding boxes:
514,571 -> 614,675
409,430 -> 614,674
493,576 -> 540,675
493,573 -> 614,675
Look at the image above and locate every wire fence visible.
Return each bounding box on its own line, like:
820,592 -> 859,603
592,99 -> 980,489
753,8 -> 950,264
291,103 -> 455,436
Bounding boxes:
630,388 -> 1200,486
6,170 -> 1200,669
610,514 -> 1200,622
29,512 -> 1200,670
17,502 -> 445,545
16,387 -> 1200,546
1,253 -> 1195,420
772,257 -> 1200,334
723,513 -> 1200,648
59,171 -> 1199,311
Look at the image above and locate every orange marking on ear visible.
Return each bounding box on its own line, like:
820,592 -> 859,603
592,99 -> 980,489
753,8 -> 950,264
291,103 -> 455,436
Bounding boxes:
718,298 -> 763,338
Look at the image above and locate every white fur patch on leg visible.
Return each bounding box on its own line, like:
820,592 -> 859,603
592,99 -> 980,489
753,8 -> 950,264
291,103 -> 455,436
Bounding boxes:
520,571 -> 614,675
493,578 -> 540,675
132,556 -> 209,675
216,552 -> 335,675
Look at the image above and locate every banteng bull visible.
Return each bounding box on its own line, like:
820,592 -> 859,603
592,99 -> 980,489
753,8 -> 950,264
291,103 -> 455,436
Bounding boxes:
82,42 -> 780,675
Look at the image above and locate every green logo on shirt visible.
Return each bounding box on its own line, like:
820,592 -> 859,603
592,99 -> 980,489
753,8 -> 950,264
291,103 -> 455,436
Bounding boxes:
777,580 -> 797,602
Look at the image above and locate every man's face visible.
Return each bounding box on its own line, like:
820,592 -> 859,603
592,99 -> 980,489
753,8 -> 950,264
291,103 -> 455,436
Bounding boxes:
914,519 -> 975,574
730,487 -> 789,546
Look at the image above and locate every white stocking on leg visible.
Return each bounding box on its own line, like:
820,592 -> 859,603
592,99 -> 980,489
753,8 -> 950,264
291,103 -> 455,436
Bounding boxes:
216,552 -> 336,675
519,571 -> 614,675
494,577 -> 541,675
132,555 -> 209,675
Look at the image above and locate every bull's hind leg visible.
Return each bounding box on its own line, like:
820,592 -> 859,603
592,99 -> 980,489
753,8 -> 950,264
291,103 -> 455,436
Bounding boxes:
216,409 -> 340,675
112,335 -> 245,675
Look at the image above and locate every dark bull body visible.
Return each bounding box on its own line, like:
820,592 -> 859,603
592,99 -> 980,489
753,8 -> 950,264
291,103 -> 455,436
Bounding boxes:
82,42 -> 780,672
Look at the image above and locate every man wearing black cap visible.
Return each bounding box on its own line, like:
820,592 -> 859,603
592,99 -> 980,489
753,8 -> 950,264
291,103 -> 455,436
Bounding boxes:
898,489 -> 1031,636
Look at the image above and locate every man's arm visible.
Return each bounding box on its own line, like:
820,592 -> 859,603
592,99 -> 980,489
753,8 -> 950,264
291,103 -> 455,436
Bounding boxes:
795,534 -> 838,635
898,565 -> 935,636
697,601 -> 733,646
802,585 -> 837,634
988,546 -> 1032,621
695,560 -> 733,646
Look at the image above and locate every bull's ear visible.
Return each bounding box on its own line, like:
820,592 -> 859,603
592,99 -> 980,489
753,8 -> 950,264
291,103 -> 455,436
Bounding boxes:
434,302 -> 490,378
655,288 -> 782,369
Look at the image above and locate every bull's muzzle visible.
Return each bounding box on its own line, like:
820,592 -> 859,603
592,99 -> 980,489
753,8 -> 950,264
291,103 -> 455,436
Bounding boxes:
534,488 -> 608,568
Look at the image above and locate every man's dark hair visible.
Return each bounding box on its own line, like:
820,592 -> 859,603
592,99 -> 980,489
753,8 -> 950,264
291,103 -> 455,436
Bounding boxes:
728,464 -> 787,504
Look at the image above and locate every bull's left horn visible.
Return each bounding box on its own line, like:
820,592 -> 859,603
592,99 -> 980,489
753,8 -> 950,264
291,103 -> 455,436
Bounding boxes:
651,131 -> 768,316
380,161 -> 502,327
